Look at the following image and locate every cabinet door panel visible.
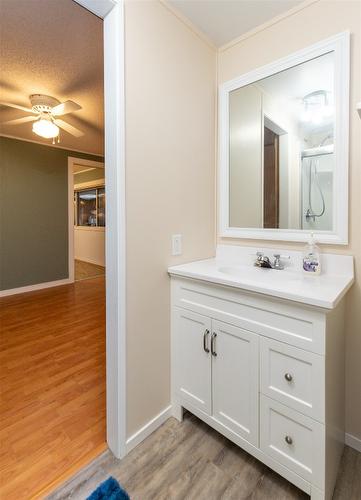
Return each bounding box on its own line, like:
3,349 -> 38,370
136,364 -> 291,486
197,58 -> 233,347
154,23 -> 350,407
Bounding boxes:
174,308 -> 212,415
212,321 -> 259,446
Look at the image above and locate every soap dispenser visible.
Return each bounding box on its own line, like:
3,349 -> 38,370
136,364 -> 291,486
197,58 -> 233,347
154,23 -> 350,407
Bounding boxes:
303,233 -> 321,275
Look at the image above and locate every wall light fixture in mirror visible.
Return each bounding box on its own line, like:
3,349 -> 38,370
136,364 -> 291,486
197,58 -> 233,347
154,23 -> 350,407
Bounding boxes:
219,32 -> 350,244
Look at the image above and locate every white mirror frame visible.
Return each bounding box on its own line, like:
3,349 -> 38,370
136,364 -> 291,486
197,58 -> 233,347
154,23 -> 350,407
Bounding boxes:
219,31 -> 350,244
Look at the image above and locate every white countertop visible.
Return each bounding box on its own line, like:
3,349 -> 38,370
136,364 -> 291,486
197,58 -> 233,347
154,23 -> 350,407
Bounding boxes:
168,245 -> 354,309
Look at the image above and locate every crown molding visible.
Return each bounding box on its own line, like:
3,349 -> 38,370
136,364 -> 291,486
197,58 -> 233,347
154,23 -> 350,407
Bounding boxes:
160,1 -> 217,51
219,0 -> 319,52
0,133 -> 103,157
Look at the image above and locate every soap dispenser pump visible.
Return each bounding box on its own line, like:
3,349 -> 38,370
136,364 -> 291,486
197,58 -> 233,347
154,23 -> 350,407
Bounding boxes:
303,232 -> 321,275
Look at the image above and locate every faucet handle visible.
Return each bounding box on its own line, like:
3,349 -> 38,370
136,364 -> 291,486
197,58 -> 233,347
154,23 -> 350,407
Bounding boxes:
272,254 -> 290,270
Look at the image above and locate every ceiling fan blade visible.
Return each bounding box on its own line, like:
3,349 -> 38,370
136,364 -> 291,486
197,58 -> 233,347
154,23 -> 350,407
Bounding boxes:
54,118 -> 84,137
52,100 -> 81,116
2,115 -> 38,125
0,101 -> 35,113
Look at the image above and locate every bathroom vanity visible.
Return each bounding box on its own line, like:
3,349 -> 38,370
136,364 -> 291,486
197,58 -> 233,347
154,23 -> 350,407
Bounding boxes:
168,30 -> 352,500
169,246 -> 354,500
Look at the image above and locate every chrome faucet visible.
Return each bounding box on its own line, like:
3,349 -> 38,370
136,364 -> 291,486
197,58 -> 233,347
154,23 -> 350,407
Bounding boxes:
254,252 -> 290,270
254,252 -> 272,268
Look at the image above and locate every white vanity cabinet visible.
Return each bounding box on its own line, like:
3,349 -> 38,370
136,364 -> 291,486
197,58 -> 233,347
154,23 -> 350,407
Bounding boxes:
212,320 -> 259,446
174,309 -> 259,446
170,275 -> 346,500
174,309 -> 212,415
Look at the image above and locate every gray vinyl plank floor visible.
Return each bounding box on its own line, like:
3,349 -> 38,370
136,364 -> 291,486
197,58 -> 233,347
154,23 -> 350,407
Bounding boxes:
47,412 -> 361,500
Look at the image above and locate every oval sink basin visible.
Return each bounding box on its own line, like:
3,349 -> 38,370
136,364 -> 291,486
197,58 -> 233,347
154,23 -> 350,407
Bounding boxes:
218,266 -> 302,283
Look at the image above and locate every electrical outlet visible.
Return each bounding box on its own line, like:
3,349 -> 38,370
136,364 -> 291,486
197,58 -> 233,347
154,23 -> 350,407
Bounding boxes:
172,234 -> 182,256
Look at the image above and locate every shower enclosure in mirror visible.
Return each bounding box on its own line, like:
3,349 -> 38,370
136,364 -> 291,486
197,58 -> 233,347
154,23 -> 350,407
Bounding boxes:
219,32 -> 349,244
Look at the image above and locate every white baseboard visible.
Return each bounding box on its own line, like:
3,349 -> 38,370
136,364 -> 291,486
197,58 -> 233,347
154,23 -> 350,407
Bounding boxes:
126,405 -> 172,454
75,256 -> 105,267
0,278 -> 73,298
345,432 -> 361,453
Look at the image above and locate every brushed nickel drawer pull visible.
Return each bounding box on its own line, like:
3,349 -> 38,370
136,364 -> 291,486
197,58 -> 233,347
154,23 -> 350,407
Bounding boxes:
203,329 -> 210,353
285,435 -> 293,445
211,332 -> 217,356
284,373 -> 293,382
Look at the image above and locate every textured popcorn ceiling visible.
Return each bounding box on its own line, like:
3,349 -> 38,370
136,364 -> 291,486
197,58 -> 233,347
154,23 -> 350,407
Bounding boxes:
0,0 -> 104,155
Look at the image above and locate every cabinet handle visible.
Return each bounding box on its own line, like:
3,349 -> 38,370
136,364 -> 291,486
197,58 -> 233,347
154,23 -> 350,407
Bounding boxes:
211,332 -> 217,356
285,435 -> 293,445
284,373 -> 293,382
203,329 -> 210,353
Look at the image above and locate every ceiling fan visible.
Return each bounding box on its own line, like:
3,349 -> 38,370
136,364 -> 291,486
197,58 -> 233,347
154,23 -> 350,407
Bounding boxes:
0,94 -> 84,143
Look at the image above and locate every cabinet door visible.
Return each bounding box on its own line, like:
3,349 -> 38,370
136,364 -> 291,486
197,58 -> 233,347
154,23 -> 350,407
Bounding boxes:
212,320 -> 259,446
174,308 -> 212,415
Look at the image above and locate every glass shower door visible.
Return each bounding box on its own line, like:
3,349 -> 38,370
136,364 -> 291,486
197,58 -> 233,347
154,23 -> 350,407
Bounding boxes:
301,153 -> 333,231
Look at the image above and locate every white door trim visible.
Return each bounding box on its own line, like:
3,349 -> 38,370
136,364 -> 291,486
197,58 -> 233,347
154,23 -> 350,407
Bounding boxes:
70,157 -> 105,169
68,159 -> 75,283
103,0 -> 126,459
73,0 -> 126,459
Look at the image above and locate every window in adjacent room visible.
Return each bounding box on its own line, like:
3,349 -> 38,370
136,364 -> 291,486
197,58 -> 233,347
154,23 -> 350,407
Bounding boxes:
74,187 -> 105,227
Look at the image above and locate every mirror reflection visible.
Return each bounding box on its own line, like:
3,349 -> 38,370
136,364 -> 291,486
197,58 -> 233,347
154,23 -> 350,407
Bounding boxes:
229,52 -> 335,231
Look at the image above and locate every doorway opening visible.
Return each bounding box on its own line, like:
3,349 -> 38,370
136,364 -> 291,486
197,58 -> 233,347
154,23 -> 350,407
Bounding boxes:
0,0 -> 124,496
69,158 -> 106,282
263,125 -> 280,228
0,0 -> 126,496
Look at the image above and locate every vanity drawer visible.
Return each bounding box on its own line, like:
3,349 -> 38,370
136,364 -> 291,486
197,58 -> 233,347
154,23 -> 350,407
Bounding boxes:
260,395 -> 324,488
260,338 -> 324,421
172,278 -> 326,354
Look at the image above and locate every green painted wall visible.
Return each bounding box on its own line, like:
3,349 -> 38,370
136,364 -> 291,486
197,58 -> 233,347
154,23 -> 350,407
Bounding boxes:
0,137 -> 103,291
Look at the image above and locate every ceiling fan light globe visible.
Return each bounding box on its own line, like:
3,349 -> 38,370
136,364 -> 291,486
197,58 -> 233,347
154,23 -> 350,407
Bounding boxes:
32,118 -> 59,139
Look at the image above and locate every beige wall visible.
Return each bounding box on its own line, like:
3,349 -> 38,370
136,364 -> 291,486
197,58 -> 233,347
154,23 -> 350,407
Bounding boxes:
229,85 -> 263,227
74,228 -> 105,267
218,0 -> 361,439
125,0 -> 216,437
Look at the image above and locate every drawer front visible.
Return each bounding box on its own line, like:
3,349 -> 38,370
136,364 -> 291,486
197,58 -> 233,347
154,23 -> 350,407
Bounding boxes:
260,338 -> 324,421
172,278 -> 325,354
260,395 -> 324,489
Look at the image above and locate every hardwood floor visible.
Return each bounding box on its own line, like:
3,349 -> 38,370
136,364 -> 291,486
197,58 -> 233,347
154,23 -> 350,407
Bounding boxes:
49,412 -> 361,500
75,260 -> 105,281
0,277 -> 106,499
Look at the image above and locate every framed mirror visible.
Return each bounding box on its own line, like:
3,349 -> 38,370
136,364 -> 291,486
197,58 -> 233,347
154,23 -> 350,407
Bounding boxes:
219,32 -> 350,244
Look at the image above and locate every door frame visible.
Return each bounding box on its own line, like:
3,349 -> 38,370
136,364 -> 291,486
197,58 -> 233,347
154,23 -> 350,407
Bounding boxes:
74,0 -> 126,458
68,157 -> 105,282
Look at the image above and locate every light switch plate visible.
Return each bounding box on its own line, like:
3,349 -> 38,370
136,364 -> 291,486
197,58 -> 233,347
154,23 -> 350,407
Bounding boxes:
172,234 -> 182,256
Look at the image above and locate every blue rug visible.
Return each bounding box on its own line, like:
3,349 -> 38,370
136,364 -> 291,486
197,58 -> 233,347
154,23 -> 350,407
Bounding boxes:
87,477 -> 130,500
